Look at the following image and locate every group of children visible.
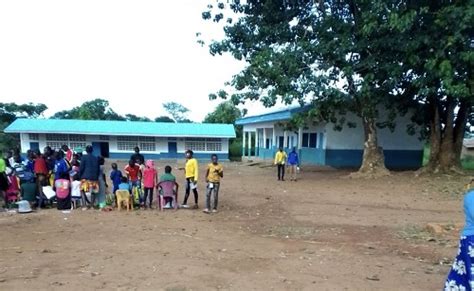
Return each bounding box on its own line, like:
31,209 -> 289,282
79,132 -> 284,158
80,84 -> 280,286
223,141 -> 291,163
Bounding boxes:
109,149 -> 223,214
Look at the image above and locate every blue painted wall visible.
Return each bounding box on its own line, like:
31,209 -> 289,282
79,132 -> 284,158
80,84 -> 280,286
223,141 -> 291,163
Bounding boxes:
108,152 -> 229,161
299,148 -> 325,165
325,149 -> 423,170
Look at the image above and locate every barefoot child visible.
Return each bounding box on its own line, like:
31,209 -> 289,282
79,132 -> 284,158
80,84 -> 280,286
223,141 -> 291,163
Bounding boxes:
159,165 -> 177,208
110,163 -> 122,194
203,154 -> 223,214
143,160 -> 158,209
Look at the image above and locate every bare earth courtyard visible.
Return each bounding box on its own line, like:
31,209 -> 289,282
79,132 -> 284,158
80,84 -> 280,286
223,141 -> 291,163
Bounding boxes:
0,161 -> 466,290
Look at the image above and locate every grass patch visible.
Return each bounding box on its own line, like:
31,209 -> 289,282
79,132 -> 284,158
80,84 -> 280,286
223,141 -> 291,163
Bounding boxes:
423,144 -> 474,170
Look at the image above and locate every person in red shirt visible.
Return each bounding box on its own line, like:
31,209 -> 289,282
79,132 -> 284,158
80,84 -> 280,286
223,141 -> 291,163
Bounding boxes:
33,150 -> 49,207
142,160 -> 157,209
124,159 -> 142,205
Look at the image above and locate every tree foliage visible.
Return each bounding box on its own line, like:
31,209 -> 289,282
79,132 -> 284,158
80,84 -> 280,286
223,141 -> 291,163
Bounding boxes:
204,100 -> 245,138
163,102 -> 191,123
0,102 -> 47,151
154,116 -> 175,123
203,0 -> 473,173
51,98 -> 125,121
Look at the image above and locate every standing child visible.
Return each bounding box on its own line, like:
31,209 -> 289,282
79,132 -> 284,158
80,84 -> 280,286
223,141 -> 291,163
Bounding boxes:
181,150 -> 199,209
5,168 -> 20,208
204,154 -> 223,214
159,165 -> 177,208
55,172 -> 71,210
110,163 -> 122,194
143,160 -> 158,209
71,174 -> 82,208
287,147 -> 300,181
124,159 -> 141,205
274,147 -> 287,181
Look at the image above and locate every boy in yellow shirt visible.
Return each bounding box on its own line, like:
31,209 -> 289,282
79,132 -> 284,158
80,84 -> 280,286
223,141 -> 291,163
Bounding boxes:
274,147 -> 287,181
203,154 -> 223,214
181,150 -> 199,209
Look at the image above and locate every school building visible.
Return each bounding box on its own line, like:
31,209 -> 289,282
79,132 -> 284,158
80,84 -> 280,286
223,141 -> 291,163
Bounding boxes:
236,106 -> 424,169
4,119 -> 236,160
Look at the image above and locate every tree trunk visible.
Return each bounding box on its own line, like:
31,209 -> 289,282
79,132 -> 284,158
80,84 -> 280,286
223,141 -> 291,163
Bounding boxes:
453,99 -> 470,167
425,101 -> 442,172
356,117 -> 390,177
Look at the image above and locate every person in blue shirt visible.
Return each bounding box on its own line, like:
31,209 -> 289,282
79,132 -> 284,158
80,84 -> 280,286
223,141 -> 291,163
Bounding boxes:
445,183 -> 474,290
118,176 -> 131,191
287,147 -> 300,181
53,150 -> 69,181
110,163 -> 123,194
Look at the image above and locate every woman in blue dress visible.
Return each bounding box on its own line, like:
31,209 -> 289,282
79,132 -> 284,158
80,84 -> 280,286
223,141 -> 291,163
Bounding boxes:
445,181 -> 474,290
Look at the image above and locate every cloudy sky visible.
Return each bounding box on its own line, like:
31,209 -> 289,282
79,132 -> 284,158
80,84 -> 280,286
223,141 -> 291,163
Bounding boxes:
0,0 -> 287,121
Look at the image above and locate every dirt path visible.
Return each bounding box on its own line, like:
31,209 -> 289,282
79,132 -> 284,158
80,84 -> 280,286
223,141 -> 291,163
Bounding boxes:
0,162 -> 466,290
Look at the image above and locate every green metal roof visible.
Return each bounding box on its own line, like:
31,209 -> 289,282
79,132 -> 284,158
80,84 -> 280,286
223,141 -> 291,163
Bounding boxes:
4,119 -> 236,138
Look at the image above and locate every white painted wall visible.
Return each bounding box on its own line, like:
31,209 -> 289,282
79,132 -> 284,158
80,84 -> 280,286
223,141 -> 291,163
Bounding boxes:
325,111 -> 424,150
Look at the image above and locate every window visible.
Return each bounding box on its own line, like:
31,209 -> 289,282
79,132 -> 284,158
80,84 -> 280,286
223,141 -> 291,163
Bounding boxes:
46,142 -> 63,149
70,142 -> 87,150
46,134 -> 68,141
117,136 -> 138,141
278,136 -> 284,148
302,132 -> 317,148
139,142 -> 156,152
206,141 -> 222,152
99,135 -> 109,140
69,134 -> 86,141
117,142 -> 138,151
185,138 -> 222,152
29,133 -> 39,140
139,136 -> 155,142
185,138 -> 206,151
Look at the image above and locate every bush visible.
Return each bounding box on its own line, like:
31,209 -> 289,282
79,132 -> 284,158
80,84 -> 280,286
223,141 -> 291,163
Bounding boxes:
229,139 -> 242,159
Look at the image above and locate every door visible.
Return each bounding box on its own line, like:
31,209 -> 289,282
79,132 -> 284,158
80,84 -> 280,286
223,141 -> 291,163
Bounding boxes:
168,142 -> 177,155
278,136 -> 284,148
29,142 -> 39,151
100,142 -> 110,158
91,142 -> 101,156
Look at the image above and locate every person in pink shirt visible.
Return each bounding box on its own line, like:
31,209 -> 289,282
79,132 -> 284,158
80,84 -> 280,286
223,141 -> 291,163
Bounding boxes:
55,172 -> 71,210
142,160 -> 157,209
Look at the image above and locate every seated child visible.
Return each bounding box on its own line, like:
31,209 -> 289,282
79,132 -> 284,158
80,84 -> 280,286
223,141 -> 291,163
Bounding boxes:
118,176 -> 131,191
71,174 -> 81,208
20,177 -> 37,206
55,172 -> 71,210
159,165 -> 177,208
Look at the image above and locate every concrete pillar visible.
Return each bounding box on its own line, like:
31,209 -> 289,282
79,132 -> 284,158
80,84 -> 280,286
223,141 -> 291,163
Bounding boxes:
283,130 -> 288,149
263,128 -> 267,149
255,129 -> 259,156
242,130 -> 246,157
272,126 -> 276,149
247,131 -> 252,158
298,127 -> 303,150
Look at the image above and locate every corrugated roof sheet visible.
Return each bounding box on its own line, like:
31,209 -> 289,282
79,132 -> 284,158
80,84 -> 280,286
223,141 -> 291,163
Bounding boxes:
4,119 -> 236,138
235,105 -> 311,125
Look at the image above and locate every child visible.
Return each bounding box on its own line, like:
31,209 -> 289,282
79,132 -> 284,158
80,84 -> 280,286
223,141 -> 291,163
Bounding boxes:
143,160 -> 157,209
110,163 -> 122,194
5,168 -> 20,208
124,159 -> 141,205
98,156 -> 108,208
181,150 -> 199,209
287,147 -> 300,181
118,176 -> 131,191
203,154 -> 223,214
71,174 -> 82,208
274,147 -> 287,181
159,165 -> 177,208
55,172 -> 71,210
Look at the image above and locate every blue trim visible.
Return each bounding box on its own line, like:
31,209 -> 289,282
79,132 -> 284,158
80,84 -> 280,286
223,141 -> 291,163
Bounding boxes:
300,148 -> 325,165
108,152 -> 229,161
325,149 -> 423,170
236,105 -> 312,125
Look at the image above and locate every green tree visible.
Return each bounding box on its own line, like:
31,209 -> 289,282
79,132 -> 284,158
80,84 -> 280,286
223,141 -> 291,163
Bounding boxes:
204,0 -> 412,175
163,102 -> 191,123
396,1 -> 473,172
51,98 -> 125,120
124,114 -> 151,122
204,101 -> 244,136
154,116 -> 175,123
0,102 -> 47,151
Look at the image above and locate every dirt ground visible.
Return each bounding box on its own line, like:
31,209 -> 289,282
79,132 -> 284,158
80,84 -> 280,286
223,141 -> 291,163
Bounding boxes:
0,161 -> 468,290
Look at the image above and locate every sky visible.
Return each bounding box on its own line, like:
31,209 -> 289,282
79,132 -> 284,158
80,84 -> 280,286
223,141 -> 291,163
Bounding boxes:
0,0 -> 286,122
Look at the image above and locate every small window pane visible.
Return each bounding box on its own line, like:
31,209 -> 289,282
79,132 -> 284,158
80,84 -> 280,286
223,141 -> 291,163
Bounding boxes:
29,133 -> 39,140
309,133 -> 317,148
302,133 -> 309,148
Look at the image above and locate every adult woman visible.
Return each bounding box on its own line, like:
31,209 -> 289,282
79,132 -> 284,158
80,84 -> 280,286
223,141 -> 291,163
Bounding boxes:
445,182 -> 474,290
